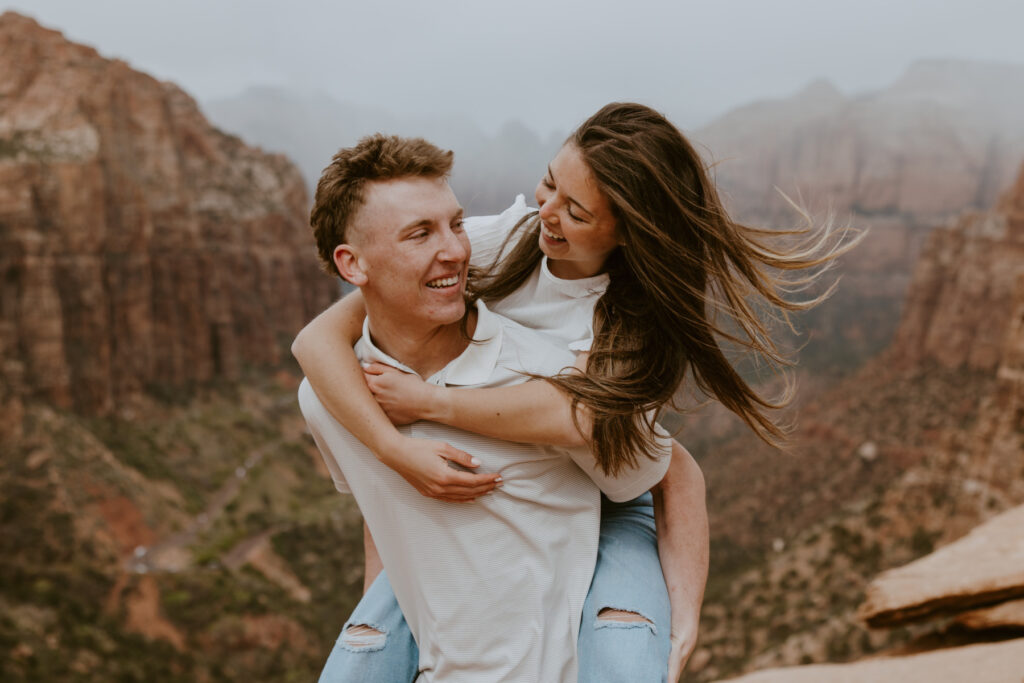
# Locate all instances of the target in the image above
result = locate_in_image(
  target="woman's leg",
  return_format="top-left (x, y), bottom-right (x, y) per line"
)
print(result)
top-left (577, 492), bottom-right (672, 683)
top-left (318, 570), bottom-right (420, 683)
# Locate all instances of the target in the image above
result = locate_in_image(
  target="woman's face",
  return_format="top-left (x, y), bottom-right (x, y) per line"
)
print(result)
top-left (535, 143), bottom-right (620, 280)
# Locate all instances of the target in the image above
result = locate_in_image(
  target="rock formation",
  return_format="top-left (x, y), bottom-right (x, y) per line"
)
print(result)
top-left (887, 162), bottom-right (1024, 372)
top-left (0, 12), bottom-right (336, 420)
top-left (859, 504), bottom-right (1024, 627)
top-left (717, 638), bottom-right (1024, 683)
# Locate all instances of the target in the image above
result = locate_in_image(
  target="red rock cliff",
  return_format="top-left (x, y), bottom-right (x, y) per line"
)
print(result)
top-left (889, 162), bottom-right (1024, 372)
top-left (0, 12), bottom-right (336, 415)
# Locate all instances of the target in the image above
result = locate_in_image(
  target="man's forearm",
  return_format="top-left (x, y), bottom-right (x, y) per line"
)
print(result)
top-left (652, 441), bottom-right (709, 675)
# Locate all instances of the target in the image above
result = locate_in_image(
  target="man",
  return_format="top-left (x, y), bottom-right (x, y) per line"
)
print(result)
top-left (298, 134), bottom-right (702, 682)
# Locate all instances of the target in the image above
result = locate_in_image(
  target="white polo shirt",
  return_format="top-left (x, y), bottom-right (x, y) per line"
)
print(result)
top-left (299, 301), bottom-right (668, 682)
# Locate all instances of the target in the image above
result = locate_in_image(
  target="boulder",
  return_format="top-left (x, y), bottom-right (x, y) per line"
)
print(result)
top-left (716, 638), bottom-right (1024, 682)
top-left (859, 505), bottom-right (1024, 627)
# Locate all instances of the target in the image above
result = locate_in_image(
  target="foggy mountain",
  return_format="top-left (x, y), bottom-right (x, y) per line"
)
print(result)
top-left (203, 87), bottom-right (565, 216)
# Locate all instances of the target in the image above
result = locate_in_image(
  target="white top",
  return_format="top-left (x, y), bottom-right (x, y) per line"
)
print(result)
top-left (466, 196), bottom-right (675, 460)
top-left (299, 301), bottom-right (669, 682)
top-left (466, 194), bottom-right (610, 352)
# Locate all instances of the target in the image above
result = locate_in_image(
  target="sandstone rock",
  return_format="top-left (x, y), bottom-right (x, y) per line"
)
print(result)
top-left (887, 162), bottom-right (1024, 372)
top-left (859, 505), bottom-right (1024, 627)
top-left (956, 598), bottom-right (1024, 631)
top-left (715, 638), bottom-right (1024, 683)
top-left (0, 12), bottom-right (336, 417)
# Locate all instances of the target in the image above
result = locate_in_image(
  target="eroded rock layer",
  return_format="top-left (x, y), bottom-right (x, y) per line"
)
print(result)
top-left (0, 12), bottom-right (336, 417)
top-left (858, 504), bottom-right (1024, 627)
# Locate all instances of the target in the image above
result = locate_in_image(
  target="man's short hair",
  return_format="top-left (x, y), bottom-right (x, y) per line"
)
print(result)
top-left (310, 134), bottom-right (454, 274)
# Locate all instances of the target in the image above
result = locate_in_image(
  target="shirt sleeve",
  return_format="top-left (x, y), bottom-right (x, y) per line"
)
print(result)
top-left (563, 418), bottom-right (673, 503)
top-left (465, 194), bottom-right (534, 269)
top-left (297, 379), bottom-right (353, 495)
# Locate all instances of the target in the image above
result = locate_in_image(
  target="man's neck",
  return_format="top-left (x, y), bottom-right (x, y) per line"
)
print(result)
top-left (364, 308), bottom-right (477, 379)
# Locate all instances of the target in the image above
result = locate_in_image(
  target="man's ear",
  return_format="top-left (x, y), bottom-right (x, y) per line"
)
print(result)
top-left (333, 244), bottom-right (368, 286)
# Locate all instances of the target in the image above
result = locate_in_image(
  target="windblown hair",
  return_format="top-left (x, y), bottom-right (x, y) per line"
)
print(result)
top-left (310, 134), bottom-right (454, 274)
top-left (471, 103), bottom-right (857, 476)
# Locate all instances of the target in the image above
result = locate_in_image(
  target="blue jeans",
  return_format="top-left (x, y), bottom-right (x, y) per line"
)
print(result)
top-left (319, 493), bottom-right (671, 683)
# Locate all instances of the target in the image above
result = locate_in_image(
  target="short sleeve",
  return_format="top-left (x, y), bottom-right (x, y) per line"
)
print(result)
top-left (564, 418), bottom-right (673, 502)
top-left (465, 194), bottom-right (534, 269)
top-left (298, 379), bottom-right (353, 495)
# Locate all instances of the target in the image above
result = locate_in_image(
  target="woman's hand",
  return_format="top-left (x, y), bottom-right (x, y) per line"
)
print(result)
top-left (363, 362), bottom-right (446, 425)
top-left (380, 436), bottom-right (501, 503)
top-left (668, 621), bottom-right (699, 681)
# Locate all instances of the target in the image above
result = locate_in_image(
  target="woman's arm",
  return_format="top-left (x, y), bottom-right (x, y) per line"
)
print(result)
top-left (362, 354), bottom-right (592, 448)
top-left (652, 441), bottom-right (709, 681)
top-left (362, 521), bottom-right (383, 595)
top-left (292, 294), bottom-right (501, 502)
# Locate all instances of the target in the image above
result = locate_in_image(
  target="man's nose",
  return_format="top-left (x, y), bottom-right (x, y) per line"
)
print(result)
top-left (438, 228), bottom-right (468, 262)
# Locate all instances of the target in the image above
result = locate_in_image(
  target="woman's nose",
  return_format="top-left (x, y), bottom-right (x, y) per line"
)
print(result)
top-left (538, 199), bottom-right (558, 223)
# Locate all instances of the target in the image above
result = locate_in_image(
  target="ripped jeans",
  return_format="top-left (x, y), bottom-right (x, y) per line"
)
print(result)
top-left (319, 493), bottom-right (671, 683)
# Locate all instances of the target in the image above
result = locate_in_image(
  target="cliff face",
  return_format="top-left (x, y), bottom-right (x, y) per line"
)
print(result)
top-left (0, 12), bottom-right (336, 420)
top-left (888, 162), bottom-right (1024, 372)
top-left (688, 164), bottom-right (1024, 681)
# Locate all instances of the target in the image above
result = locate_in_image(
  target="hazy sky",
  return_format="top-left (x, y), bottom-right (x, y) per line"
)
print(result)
top-left (7, 0), bottom-right (1024, 134)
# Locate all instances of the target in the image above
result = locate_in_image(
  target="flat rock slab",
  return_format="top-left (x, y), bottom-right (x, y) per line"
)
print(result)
top-left (956, 598), bottom-right (1024, 631)
top-left (859, 505), bottom-right (1024, 627)
top-left (716, 638), bottom-right (1024, 683)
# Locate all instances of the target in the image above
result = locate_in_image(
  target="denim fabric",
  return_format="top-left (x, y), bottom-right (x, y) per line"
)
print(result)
top-left (578, 492), bottom-right (671, 683)
top-left (318, 493), bottom-right (670, 683)
top-left (317, 568), bottom-right (419, 683)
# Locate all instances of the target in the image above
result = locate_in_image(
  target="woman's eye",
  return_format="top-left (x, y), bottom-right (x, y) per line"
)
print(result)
top-left (567, 208), bottom-right (583, 222)
top-left (542, 178), bottom-right (554, 189)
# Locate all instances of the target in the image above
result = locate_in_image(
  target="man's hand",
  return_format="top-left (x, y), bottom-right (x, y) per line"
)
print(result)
top-left (363, 362), bottom-right (445, 425)
top-left (380, 435), bottom-right (501, 503)
top-left (668, 619), bottom-right (699, 682)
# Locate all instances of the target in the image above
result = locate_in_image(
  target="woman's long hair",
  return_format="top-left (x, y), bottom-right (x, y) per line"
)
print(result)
top-left (470, 102), bottom-right (858, 476)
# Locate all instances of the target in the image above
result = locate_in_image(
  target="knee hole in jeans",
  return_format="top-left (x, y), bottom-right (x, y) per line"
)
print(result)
top-left (342, 623), bottom-right (387, 650)
top-left (595, 607), bottom-right (657, 633)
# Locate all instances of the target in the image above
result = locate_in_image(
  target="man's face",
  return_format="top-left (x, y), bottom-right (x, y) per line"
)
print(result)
top-left (343, 176), bottom-right (470, 328)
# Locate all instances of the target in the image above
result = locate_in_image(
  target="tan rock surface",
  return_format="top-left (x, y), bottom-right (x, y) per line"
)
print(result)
top-left (859, 505), bottom-right (1024, 627)
top-left (0, 12), bottom-right (335, 418)
top-left (716, 638), bottom-right (1024, 683)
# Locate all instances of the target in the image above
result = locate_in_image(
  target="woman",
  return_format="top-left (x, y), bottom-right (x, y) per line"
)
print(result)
top-left (295, 102), bottom-right (851, 681)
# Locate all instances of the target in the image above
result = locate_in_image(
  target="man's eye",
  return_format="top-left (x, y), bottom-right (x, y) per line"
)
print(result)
top-left (452, 220), bottom-right (465, 232)
top-left (542, 178), bottom-right (554, 189)
top-left (411, 230), bottom-right (428, 239)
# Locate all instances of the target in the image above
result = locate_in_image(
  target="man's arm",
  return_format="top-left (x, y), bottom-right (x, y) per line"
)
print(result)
top-left (362, 521), bottom-right (384, 595)
top-left (293, 293), bottom-right (500, 502)
top-left (652, 441), bottom-right (709, 682)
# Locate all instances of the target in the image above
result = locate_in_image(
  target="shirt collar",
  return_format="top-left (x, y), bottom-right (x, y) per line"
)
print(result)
top-left (355, 299), bottom-right (504, 387)
top-left (540, 256), bottom-right (610, 299)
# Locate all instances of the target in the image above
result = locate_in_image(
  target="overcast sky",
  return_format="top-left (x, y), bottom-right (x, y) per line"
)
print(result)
top-left (7, 0), bottom-right (1024, 134)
